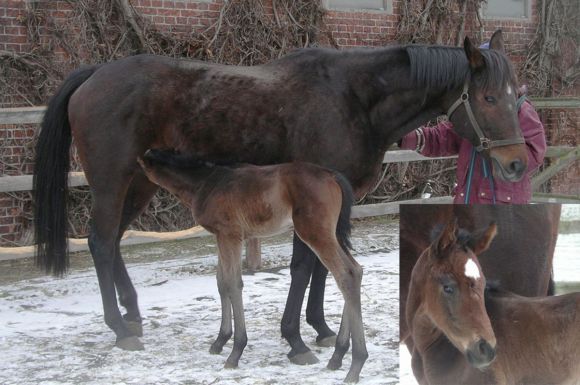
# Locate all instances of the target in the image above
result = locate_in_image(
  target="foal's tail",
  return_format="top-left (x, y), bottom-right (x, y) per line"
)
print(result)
top-left (33, 66), bottom-right (98, 276)
top-left (332, 171), bottom-right (354, 252)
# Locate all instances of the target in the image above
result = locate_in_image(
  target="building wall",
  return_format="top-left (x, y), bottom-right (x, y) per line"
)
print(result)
top-left (0, 0), bottom-right (577, 244)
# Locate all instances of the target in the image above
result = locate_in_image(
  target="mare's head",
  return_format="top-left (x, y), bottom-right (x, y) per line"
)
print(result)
top-left (419, 219), bottom-right (498, 368)
top-left (409, 30), bottom-right (528, 181)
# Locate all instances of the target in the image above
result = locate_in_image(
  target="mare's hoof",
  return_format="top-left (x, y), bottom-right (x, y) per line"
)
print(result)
top-left (209, 343), bottom-right (223, 355)
top-left (116, 336), bottom-right (144, 351)
top-left (224, 360), bottom-right (238, 369)
top-left (289, 350), bottom-right (319, 365)
top-left (344, 371), bottom-right (360, 383)
top-left (327, 357), bottom-right (342, 371)
top-left (317, 335), bottom-right (337, 348)
top-left (125, 321), bottom-right (143, 337)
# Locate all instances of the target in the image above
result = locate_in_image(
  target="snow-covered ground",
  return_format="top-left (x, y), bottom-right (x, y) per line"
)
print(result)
top-left (399, 228), bottom-right (580, 385)
top-left (0, 218), bottom-right (399, 385)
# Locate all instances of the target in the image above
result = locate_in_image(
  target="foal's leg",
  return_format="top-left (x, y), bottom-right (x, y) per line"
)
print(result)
top-left (215, 233), bottom-right (247, 368)
top-left (306, 259), bottom-right (337, 347)
top-left (299, 230), bottom-right (367, 383)
top-left (113, 172), bottom-right (159, 337)
top-left (281, 233), bottom-right (319, 365)
top-left (245, 238), bottom-right (261, 272)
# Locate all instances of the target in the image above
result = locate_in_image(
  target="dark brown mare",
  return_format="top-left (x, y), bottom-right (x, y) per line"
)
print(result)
top-left (399, 204), bottom-right (561, 347)
top-left (407, 219), bottom-right (580, 385)
top-left (136, 149), bottom-right (366, 381)
top-left (34, 30), bottom-right (526, 364)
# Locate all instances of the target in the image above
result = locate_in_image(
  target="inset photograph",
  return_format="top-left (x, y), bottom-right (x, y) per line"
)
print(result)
top-left (399, 204), bottom-right (580, 385)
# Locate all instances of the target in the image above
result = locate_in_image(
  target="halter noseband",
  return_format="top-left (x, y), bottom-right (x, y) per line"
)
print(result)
top-left (446, 80), bottom-right (525, 152)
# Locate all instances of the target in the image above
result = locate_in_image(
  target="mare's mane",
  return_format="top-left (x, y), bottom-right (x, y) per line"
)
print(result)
top-left (405, 46), bottom-right (517, 91)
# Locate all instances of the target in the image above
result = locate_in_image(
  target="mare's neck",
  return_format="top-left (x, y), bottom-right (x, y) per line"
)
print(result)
top-left (347, 46), bottom-right (464, 148)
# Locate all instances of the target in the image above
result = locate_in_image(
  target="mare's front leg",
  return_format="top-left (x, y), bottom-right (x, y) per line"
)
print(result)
top-left (281, 233), bottom-right (319, 365)
top-left (307, 258), bottom-right (337, 347)
top-left (215, 233), bottom-right (247, 368)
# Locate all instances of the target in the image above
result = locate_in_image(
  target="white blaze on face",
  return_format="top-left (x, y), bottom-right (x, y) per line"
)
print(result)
top-left (464, 258), bottom-right (481, 280)
top-left (506, 84), bottom-right (513, 95)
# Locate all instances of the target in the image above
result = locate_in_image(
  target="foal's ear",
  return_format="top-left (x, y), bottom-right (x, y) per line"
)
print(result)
top-left (432, 219), bottom-right (458, 258)
top-left (469, 222), bottom-right (497, 255)
top-left (489, 30), bottom-right (505, 53)
top-left (464, 37), bottom-right (485, 71)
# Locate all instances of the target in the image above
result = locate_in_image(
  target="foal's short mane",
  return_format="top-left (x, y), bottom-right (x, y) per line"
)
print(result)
top-left (430, 223), bottom-right (473, 251)
top-left (405, 46), bottom-right (517, 92)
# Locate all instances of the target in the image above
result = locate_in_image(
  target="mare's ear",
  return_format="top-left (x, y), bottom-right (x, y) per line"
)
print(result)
top-left (431, 219), bottom-right (458, 258)
top-left (469, 221), bottom-right (497, 255)
top-left (464, 37), bottom-right (485, 71)
top-left (489, 30), bottom-right (505, 53)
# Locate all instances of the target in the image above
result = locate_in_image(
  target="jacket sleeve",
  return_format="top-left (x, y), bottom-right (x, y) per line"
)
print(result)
top-left (519, 100), bottom-right (547, 173)
top-left (399, 121), bottom-right (462, 157)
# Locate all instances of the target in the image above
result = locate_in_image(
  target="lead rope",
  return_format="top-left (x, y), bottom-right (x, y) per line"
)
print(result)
top-left (463, 94), bottom-right (528, 204)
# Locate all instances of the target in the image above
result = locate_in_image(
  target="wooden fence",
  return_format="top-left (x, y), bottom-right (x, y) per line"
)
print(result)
top-left (1, 99), bottom-right (579, 260)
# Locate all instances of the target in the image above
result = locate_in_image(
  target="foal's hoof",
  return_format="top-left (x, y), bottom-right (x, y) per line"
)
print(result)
top-left (115, 336), bottom-right (144, 351)
top-left (289, 350), bottom-right (319, 365)
top-left (327, 357), bottom-right (342, 371)
top-left (125, 321), bottom-right (143, 337)
top-left (224, 360), bottom-right (238, 369)
top-left (209, 343), bottom-right (223, 355)
top-left (344, 370), bottom-right (360, 383)
top-left (317, 335), bottom-right (337, 348)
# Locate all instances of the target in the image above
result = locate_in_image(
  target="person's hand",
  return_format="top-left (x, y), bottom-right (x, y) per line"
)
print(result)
top-left (518, 85), bottom-right (528, 97)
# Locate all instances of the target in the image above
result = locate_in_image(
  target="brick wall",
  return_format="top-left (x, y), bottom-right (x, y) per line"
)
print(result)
top-left (0, 0), bottom-right (578, 245)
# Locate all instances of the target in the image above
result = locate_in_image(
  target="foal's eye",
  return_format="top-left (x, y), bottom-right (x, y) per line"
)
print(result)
top-left (484, 96), bottom-right (496, 104)
top-left (443, 285), bottom-right (455, 294)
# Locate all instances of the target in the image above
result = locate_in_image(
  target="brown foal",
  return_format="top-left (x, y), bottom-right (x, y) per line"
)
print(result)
top-left (138, 149), bottom-right (367, 383)
top-left (407, 219), bottom-right (580, 385)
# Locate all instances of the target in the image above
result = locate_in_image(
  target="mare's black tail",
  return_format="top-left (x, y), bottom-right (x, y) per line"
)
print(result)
top-left (33, 66), bottom-right (98, 276)
top-left (332, 171), bottom-right (354, 252)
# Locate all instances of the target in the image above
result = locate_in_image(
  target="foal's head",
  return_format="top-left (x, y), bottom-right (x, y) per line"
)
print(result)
top-left (420, 219), bottom-right (498, 368)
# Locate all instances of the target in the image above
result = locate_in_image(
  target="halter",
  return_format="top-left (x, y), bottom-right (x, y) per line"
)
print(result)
top-left (446, 80), bottom-right (525, 152)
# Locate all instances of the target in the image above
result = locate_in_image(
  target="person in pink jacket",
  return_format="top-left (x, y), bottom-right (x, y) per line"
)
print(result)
top-left (399, 85), bottom-right (546, 204)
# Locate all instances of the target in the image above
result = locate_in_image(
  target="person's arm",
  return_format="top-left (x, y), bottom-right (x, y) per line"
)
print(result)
top-left (399, 120), bottom-right (462, 157)
top-left (519, 101), bottom-right (546, 173)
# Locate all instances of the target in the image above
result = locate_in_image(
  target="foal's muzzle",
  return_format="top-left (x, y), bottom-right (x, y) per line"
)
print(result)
top-left (466, 339), bottom-right (496, 369)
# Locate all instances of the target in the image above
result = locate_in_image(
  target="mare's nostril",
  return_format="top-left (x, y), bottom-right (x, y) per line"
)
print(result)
top-left (509, 159), bottom-right (525, 175)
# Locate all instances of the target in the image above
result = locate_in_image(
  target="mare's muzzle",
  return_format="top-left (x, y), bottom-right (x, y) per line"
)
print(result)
top-left (466, 338), bottom-right (496, 369)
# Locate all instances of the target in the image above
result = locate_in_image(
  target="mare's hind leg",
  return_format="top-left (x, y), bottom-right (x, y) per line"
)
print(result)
top-left (215, 233), bottom-right (247, 368)
top-left (114, 172), bottom-right (159, 337)
top-left (306, 258), bottom-right (337, 347)
top-left (281, 234), bottom-right (319, 365)
top-left (88, 176), bottom-right (144, 351)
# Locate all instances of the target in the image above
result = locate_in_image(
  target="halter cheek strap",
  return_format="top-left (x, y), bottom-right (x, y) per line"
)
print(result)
top-left (446, 81), bottom-right (525, 152)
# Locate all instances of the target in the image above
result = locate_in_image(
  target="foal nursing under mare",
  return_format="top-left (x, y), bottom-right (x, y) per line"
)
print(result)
top-left (407, 220), bottom-right (580, 385)
top-left (34, 27), bottom-right (525, 373)
top-left (137, 149), bottom-right (366, 381)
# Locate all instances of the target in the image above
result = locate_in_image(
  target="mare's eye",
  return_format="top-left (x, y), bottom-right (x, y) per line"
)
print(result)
top-left (443, 285), bottom-right (455, 294)
top-left (484, 96), bottom-right (496, 104)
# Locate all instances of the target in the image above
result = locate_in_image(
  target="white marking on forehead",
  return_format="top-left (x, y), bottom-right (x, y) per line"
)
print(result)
top-left (464, 258), bottom-right (481, 280)
top-left (506, 84), bottom-right (513, 95)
